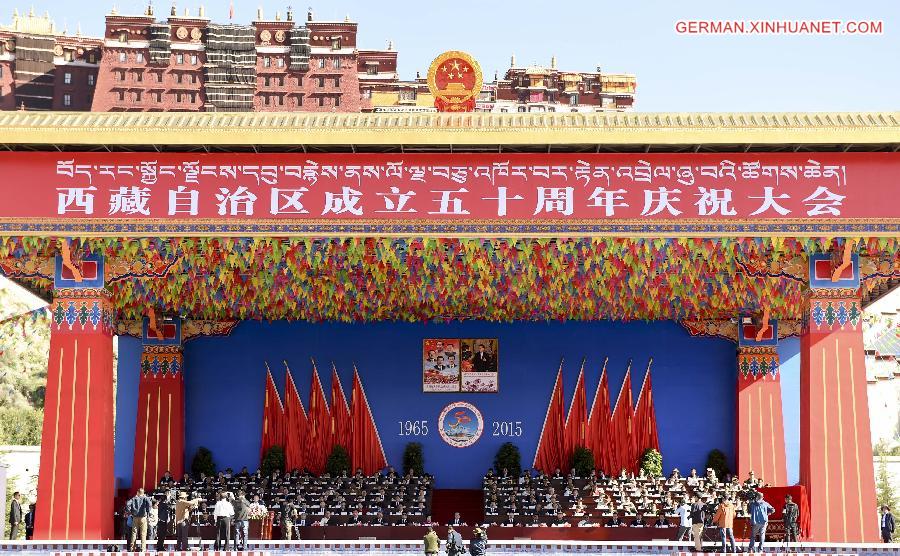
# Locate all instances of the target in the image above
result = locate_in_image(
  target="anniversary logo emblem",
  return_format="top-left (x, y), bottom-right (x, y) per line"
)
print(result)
top-left (437, 402), bottom-right (484, 448)
top-left (427, 50), bottom-right (483, 112)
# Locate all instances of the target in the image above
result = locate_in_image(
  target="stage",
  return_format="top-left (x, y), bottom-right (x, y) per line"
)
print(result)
top-left (0, 110), bottom-right (897, 546)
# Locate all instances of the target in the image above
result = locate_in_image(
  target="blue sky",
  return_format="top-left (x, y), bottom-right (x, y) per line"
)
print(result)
top-left (10, 0), bottom-right (899, 111)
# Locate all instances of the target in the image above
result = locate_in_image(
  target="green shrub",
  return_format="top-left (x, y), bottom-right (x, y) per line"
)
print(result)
top-left (0, 407), bottom-right (43, 445)
top-left (493, 442), bottom-right (522, 477)
top-left (260, 445), bottom-right (285, 477)
top-left (639, 448), bottom-right (663, 477)
top-left (402, 442), bottom-right (424, 476)
top-left (190, 446), bottom-right (217, 477)
top-left (571, 446), bottom-right (595, 477)
top-left (326, 445), bottom-right (351, 476)
top-left (705, 449), bottom-right (730, 480)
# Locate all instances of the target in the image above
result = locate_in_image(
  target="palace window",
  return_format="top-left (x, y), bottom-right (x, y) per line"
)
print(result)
top-left (278, 94), bottom-right (284, 105)
top-left (331, 37), bottom-right (341, 50)
top-left (118, 52), bottom-right (127, 63)
top-left (264, 57), bottom-right (271, 68)
top-left (136, 52), bottom-right (144, 63)
top-left (334, 95), bottom-right (341, 107)
top-left (277, 57), bottom-right (285, 68)
top-left (117, 90), bottom-right (125, 101)
top-left (190, 54), bottom-right (198, 65)
top-left (64, 72), bottom-right (72, 84)
top-left (135, 91), bottom-right (142, 102)
top-left (318, 58), bottom-right (325, 69)
top-left (318, 96), bottom-right (325, 107)
top-left (87, 74), bottom-right (95, 86)
top-left (88, 53), bottom-right (96, 63)
top-left (136, 71), bottom-right (143, 82)
top-left (64, 50), bottom-right (73, 62)
top-left (334, 76), bottom-right (341, 87)
top-left (318, 77), bottom-right (325, 87)
top-left (119, 31), bottom-right (127, 42)
top-left (63, 94), bottom-right (71, 107)
top-left (569, 94), bottom-right (578, 105)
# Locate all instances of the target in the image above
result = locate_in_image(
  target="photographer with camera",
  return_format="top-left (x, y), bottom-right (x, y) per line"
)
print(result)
top-left (174, 491), bottom-right (203, 551)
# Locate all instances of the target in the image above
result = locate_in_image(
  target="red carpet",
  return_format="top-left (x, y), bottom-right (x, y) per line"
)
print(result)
top-left (430, 489), bottom-right (484, 526)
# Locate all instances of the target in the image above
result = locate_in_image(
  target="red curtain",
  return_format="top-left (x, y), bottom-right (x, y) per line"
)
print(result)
top-left (563, 363), bottom-right (588, 472)
top-left (350, 366), bottom-right (388, 474)
top-left (260, 367), bottom-right (285, 459)
top-left (533, 363), bottom-right (565, 474)
top-left (633, 364), bottom-right (660, 464)
top-left (587, 364), bottom-right (613, 474)
top-left (331, 365), bottom-right (352, 453)
top-left (284, 367), bottom-right (308, 472)
top-left (610, 366), bottom-right (635, 474)
top-left (306, 363), bottom-right (331, 474)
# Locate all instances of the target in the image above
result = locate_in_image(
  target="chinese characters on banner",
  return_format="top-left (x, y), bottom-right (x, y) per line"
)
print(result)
top-left (0, 153), bottom-right (894, 224)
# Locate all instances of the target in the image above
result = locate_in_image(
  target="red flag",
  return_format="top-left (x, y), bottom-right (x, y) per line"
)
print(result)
top-left (633, 359), bottom-right (659, 463)
top-left (284, 362), bottom-right (308, 472)
top-left (350, 365), bottom-right (387, 474)
top-left (610, 362), bottom-right (635, 474)
top-left (563, 360), bottom-right (588, 472)
top-left (306, 361), bottom-right (331, 474)
top-left (587, 358), bottom-right (613, 474)
top-left (331, 364), bottom-right (352, 453)
top-left (228, 1), bottom-right (234, 19)
top-left (260, 363), bottom-right (285, 460)
top-left (533, 361), bottom-right (565, 475)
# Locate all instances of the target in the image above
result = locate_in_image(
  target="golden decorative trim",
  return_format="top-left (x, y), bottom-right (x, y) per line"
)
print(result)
top-left (757, 386), bottom-right (764, 482)
top-left (849, 346), bottom-right (865, 541)
top-left (768, 392), bottom-right (777, 486)
top-left (155, 386), bottom-right (161, 490)
top-left (835, 338), bottom-right (846, 541)
top-left (48, 346), bottom-right (63, 534)
top-left (822, 346), bottom-right (830, 535)
top-left (82, 348), bottom-right (91, 539)
top-left (0, 111), bottom-right (896, 146)
top-left (167, 393), bottom-right (172, 472)
top-left (141, 392), bottom-right (150, 489)
top-left (65, 339), bottom-right (77, 539)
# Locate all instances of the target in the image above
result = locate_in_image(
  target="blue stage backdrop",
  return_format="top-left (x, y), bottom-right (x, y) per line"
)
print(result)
top-left (115, 320), bottom-right (745, 489)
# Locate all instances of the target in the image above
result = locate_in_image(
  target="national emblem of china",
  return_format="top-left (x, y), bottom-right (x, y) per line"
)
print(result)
top-left (427, 51), bottom-right (483, 112)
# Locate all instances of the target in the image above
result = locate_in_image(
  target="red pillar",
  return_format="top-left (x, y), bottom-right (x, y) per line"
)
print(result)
top-left (35, 254), bottom-right (115, 540)
top-left (800, 253), bottom-right (878, 542)
top-left (735, 319), bottom-right (787, 486)
top-left (131, 317), bottom-right (185, 492)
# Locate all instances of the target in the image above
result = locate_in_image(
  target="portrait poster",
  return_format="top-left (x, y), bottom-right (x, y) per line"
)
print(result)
top-left (460, 338), bottom-right (499, 392)
top-left (423, 338), bottom-right (461, 392)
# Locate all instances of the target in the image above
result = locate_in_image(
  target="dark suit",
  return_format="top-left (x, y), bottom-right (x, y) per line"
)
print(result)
top-left (882, 512), bottom-right (895, 543)
top-left (782, 502), bottom-right (799, 543)
top-left (8, 499), bottom-right (22, 539)
top-left (473, 351), bottom-right (493, 372)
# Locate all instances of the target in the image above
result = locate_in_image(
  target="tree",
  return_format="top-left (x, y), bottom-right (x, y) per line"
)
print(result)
top-left (0, 407), bottom-right (43, 445)
top-left (190, 446), bottom-right (217, 477)
top-left (326, 445), bottom-right (351, 476)
top-left (876, 455), bottom-right (897, 511)
top-left (706, 449), bottom-right (731, 480)
top-left (493, 442), bottom-right (522, 477)
top-left (402, 442), bottom-right (424, 476)
top-left (571, 447), bottom-right (595, 477)
top-left (640, 448), bottom-right (663, 477)
top-left (260, 445), bottom-right (285, 477)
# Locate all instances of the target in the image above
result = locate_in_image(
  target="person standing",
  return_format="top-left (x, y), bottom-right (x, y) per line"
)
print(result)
top-left (232, 490), bottom-right (251, 550)
top-left (447, 525), bottom-right (465, 556)
top-left (213, 492), bottom-right (235, 550)
top-left (128, 488), bottom-right (153, 552)
top-left (281, 499), bottom-right (297, 541)
top-left (174, 491), bottom-right (203, 551)
top-left (155, 495), bottom-right (172, 552)
top-left (469, 526), bottom-right (488, 556)
top-left (8, 492), bottom-right (23, 539)
top-left (689, 495), bottom-right (706, 551)
top-left (881, 506), bottom-right (895, 543)
top-left (24, 503), bottom-right (36, 540)
top-left (747, 492), bottom-right (775, 553)
top-left (674, 497), bottom-right (692, 542)
top-left (713, 497), bottom-right (736, 553)
top-left (423, 526), bottom-right (439, 556)
top-left (782, 495), bottom-right (800, 545)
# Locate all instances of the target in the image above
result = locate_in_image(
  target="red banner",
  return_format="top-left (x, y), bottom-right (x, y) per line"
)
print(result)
top-left (0, 153), bottom-right (897, 233)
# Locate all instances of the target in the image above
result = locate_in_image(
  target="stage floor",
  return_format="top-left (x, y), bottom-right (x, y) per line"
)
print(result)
top-left (0, 539), bottom-right (894, 555)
